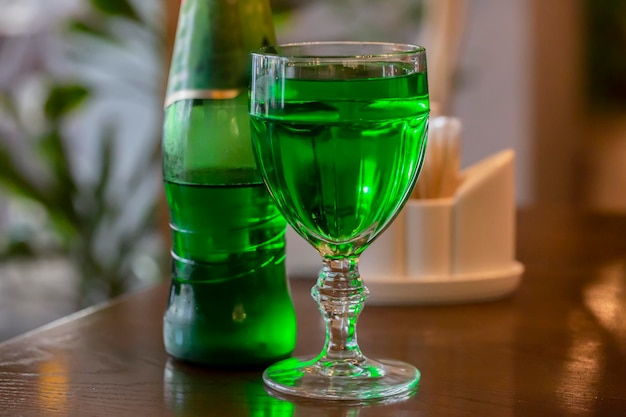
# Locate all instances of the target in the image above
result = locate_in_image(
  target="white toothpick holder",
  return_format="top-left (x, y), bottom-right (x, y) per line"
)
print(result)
top-left (359, 149), bottom-right (524, 305)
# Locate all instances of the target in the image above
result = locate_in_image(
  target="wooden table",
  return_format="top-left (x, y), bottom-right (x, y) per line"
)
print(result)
top-left (1, 207), bottom-right (625, 416)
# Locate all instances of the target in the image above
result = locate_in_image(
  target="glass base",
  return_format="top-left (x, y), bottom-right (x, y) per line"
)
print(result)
top-left (262, 356), bottom-right (420, 401)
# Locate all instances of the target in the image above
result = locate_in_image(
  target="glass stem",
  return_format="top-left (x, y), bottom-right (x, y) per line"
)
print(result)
top-left (311, 257), bottom-right (369, 370)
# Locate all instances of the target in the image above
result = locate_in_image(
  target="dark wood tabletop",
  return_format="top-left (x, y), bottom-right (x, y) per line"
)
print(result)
top-left (1, 207), bottom-right (625, 416)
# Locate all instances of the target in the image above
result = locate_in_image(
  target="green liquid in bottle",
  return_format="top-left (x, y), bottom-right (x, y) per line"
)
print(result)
top-left (163, 171), bottom-right (296, 367)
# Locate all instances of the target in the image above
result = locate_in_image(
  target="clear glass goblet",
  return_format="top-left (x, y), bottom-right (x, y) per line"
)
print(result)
top-left (249, 41), bottom-right (429, 400)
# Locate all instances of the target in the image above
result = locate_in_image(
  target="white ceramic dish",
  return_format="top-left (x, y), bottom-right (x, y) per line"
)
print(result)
top-left (364, 262), bottom-right (524, 305)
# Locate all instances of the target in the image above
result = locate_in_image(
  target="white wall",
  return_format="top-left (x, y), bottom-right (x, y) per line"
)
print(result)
top-left (452, 0), bottom-right (532, 205)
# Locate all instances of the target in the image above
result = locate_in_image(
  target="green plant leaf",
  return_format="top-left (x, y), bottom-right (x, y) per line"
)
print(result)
top-left (0, 146), bottom-right (45, 203)
top-left (0, 91), bottom-right (18, 120)
top-left (0, 140), bottom-right (77, 242)
top-left (90, 0), bottom-right (141, 22)
top-left (37, 131), bottom-right (77, 211)
top-left (44, 85), bottom-right (90, 122)
top-left (94, 125), bottom-right (116, 202)
top-left (67, 20), bottom-right (111, 40)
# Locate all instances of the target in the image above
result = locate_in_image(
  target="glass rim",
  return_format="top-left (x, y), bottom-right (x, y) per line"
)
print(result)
top-left (252, 41), bottom-right (426, 60)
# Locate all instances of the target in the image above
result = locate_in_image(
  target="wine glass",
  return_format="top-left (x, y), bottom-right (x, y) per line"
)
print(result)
top-left (249, 41), bottom-right (429, 400)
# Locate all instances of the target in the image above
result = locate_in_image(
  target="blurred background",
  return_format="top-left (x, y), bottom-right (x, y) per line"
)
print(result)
top-left (0, 0), bottom-right (625, 341)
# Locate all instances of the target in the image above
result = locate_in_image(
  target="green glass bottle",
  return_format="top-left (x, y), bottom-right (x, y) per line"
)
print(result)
top-left (162, 0), bottom-right (297, 367)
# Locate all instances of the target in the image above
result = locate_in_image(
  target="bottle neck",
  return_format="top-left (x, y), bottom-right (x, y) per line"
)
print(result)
top-left (165, 0), bottom-right (277, 107)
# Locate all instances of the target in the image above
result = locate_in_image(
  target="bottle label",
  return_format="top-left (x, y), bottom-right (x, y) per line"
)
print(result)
top-left (164, 88), bottom-right (242, 108)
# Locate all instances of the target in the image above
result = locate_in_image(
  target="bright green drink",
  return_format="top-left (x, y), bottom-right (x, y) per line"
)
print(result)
top-left (162, 168), bottom-right (296, 366)
top-left (250, 72), bottom-right (429, 258)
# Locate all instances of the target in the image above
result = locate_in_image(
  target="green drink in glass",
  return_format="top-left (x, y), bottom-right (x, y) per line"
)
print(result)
top-left (250, 42), bottom-right (429, 400)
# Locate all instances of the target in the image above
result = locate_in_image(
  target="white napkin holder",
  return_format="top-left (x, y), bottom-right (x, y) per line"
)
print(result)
top-left (360, 149), bottom-right (523, 304)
